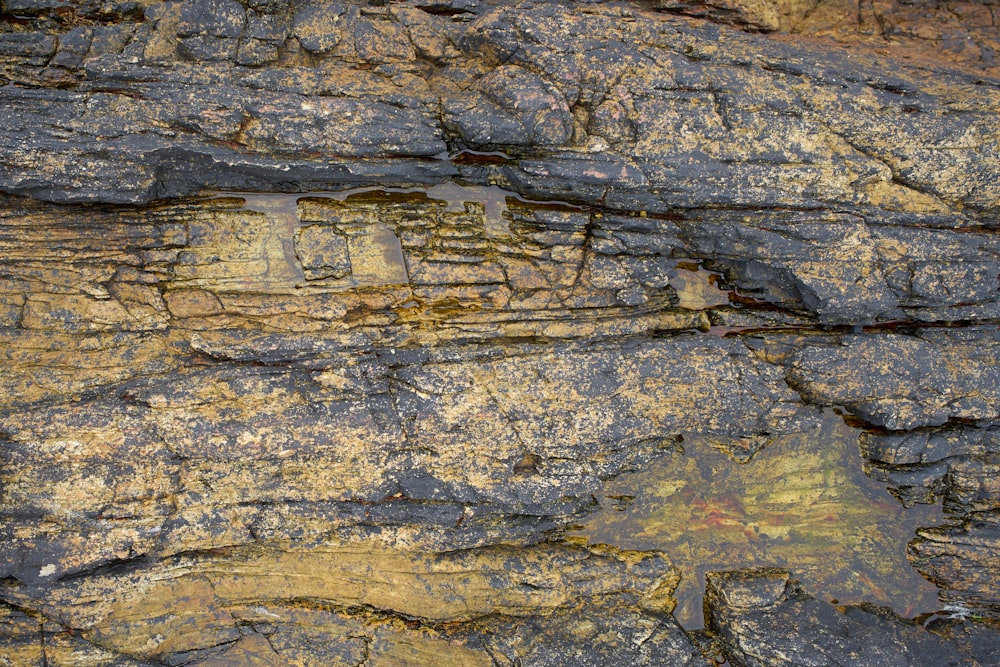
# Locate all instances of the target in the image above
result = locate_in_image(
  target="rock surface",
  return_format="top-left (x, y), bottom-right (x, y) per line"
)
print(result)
top-left (703, 568), bottom-right (989, 666)
top-left (1, 0), bottom-right (999, 664)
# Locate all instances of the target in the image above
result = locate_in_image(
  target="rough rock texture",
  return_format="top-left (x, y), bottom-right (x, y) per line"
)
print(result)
top-left (2, 0), bottom-right (1000, 664)
top-left (703, 568), bottom-right (992, 666)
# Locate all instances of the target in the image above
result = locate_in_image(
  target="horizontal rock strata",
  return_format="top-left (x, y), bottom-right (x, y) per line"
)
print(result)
top-left (2, 0), bottom-right (999, 664)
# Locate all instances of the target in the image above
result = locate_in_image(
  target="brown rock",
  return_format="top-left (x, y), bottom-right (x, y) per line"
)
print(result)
top-left (2, 1), bottom-right (1000, 663)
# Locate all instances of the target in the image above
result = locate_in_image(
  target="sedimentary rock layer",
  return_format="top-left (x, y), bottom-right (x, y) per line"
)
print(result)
top-left (2, 0), bottom-right (999, 664)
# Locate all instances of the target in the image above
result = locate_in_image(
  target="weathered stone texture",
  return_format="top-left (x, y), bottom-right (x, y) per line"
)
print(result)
top-left (704, 568), bottom-right (992, 666)
top-left (2, 0), bottom-right (1000, 664)
top-left (787, 328), bottom-right (1000, 431)
top-left (0, 333), bottom-right (802, 585)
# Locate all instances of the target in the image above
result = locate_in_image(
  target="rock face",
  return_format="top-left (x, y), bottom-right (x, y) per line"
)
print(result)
top-left (1, 0), bottom-right (999, 664)
top-left (703, 568), bottom-right (995, 667)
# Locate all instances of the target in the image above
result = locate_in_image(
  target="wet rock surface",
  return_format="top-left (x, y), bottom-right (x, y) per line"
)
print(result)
top-left (2, 0), bottom-right (1000, 664)
top-left (703, 568), bottom-right (987, 666)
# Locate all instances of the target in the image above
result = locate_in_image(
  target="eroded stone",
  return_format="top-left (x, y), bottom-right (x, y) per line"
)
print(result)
top-left (2, 1), bottom-right (1000, 663)
top-left (704, 568), bottom-right (982, 667)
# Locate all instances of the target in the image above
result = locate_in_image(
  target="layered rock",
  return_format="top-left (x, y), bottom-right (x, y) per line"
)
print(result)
top-left (703, 568), bottom-right (997, 666)
top-left (2, 0), bottom-right (1000, 664)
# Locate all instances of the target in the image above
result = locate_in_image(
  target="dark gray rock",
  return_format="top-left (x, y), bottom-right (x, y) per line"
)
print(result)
top-left (0, 78), bottom-right (452, 203)
top-left (910, 515), bottom-right (1000, 620)
top-left (460, 4), bottom-right (999, 218)
top-left (291, 2), bottom-right (346, 54)
top-left (0, 31), bottom-right (56, 64)
top-left (48, 25), bottom-right (90, 69)
top-left (0, 0), bottom-right (995, 249)
top-left (443, 91), bottom-right (533, 146)
top-left (785, 328), bottom-right (1000, 431)
top-left (863, 426), bottom-right (1000, 509)
top-left (236, 10), bottom-right (289, 66)
top-left (176, 0), bottom-right (245, 61)
top-left (704, 568), bottom-right (976, 667)
top-left (923, 617), bottom-right (1000, 667)
top-left (482, 604), bottom-right (706, 666)
top-left (88, 24), bottom-right (136, 58)
top-left (676, 211), bottom-right (900, 325)
top-left (476, 65), bottom-right (573, 145)
top-left (4, 0), bottom-right (72, 14)
top-left (176, 0), bottom-right (245, 39)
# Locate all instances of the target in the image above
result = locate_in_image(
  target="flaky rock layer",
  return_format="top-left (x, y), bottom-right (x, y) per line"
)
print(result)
top-left (2, 1), bottom-right (999, 664)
